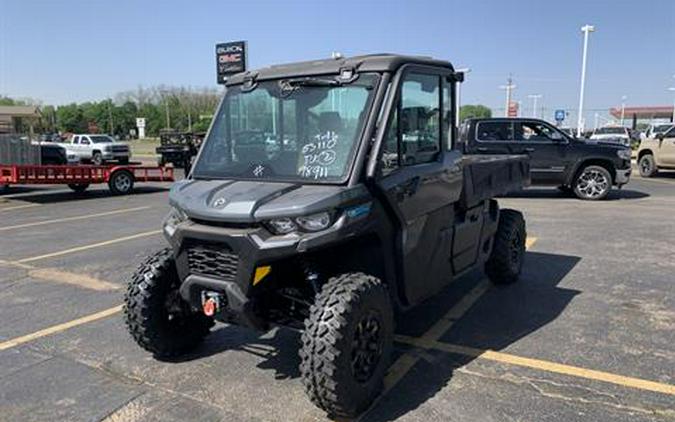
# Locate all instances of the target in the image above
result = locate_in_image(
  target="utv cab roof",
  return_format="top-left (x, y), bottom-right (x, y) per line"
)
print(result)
top-left (225, 54), bottom-right (456, 85)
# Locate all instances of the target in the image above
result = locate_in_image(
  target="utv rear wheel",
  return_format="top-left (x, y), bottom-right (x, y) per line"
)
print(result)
top-left (124, 248), bottom-right (213, 357)
top-left (300, 273), bottom-right (394, 418)
top-left (486, 209), bottom-right (526, 285)
top-left (638, 154), bottom-right (657, 177)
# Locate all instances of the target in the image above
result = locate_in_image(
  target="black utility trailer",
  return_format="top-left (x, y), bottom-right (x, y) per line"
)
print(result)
top-left (124, 54), bottom-right (530, 418)
top-left (155, 129), bottom-right (202, 170)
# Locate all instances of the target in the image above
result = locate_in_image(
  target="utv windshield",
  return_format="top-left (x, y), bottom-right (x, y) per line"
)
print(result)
top-left (192, 74), bottom-right (379, 182)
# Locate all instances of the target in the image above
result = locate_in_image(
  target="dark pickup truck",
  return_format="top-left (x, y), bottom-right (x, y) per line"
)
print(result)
top-left (460, 118), bottom-right (633, 200)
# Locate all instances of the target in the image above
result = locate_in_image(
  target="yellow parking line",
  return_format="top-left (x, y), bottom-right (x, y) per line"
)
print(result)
top-left (0, 260), bottom-right (120, 291)
top-left (16, 230), bottom-right (161, 263)
top-left (0, 203), bottom-right (42, 212)
top-left (0, 206), bottom-right (151, 231)
top-left (384, 236), bottom-right (536, 392)
top-left (396, 336), bottom-right (675, 397)
top-left (0, 305), bottom-right (123, 352)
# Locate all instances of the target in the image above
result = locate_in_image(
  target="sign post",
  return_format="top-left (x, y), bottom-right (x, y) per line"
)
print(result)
top-left (216, 41), bottom-right (247, 84)
top-left (136, 117), bottom-right (146, 139)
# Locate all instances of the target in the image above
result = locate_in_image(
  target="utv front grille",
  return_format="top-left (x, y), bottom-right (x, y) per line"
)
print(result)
top-left (186, 244), bottom-right (238, 281)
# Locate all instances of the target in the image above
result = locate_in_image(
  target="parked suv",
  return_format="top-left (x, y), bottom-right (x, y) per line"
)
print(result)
top-left (637, 126), bottom-right (675, 177)
top-left (58, 134), bottom-right (130, 165)
top-left (460, 118), bottom-right (632, 200)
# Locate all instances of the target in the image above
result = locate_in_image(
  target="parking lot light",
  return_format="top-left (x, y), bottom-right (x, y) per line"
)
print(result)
top-left (528, 94), bottom-right (542, 118)
top-left (668, 87), bottom-right (675, 122)
top-left (577, 24), bottom-right (595, 137)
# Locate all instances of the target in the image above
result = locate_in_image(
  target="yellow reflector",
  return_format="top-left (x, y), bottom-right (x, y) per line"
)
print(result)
top-left (253, 266), bottom-right (271, 286)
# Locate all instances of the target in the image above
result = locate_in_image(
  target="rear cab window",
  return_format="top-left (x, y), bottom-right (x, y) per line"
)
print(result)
top-left (476, 121), bottom-right (513, 141)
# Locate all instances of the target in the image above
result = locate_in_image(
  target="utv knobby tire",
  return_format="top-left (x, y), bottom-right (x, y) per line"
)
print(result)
top-left (300, 273), bottom-right (394, 418)
top-left (124, 248), bottom-right (213, 357)
top-left (486, 209), bottom-right (526, 285)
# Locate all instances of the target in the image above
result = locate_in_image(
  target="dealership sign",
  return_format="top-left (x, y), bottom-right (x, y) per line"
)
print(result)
top-left (216, 41), bottom-right (247, 84)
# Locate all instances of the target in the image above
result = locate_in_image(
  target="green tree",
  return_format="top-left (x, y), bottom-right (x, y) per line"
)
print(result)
top-left (460, 104), bottom-right (492, 122)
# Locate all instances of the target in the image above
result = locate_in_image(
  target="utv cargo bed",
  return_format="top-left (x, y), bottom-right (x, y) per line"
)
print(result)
top-left (460, 154), bottom-right (530, 209)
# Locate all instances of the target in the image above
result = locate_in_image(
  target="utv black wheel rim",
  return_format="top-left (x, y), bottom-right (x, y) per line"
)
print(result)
top-left (351, 311), bottom-right (383, 383)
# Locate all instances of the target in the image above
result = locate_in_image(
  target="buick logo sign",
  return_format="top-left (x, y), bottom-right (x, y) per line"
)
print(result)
top-left (212, 197), bottom-right (228, 208)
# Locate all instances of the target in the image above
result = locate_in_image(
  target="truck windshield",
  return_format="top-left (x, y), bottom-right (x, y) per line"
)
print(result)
top-left (192, 74), bottom-right (378, 182)
top-left (90, 136), bottom-right (114, 143)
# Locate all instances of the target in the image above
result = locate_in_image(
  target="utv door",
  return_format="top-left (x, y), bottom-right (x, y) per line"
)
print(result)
top-left (375, 68), bottom-right (463, 306)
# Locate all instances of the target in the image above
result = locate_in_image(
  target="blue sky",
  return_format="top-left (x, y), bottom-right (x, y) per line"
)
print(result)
top-left (1, 0), bottom-right (673, 124)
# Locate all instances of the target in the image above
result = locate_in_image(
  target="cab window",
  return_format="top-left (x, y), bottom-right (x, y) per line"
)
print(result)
top-left (476, 121), bottom-right (513, 141)
top-left (380, 72), bottom-right (443, 173)
top-left (515, 121), bottom-right (561, 142)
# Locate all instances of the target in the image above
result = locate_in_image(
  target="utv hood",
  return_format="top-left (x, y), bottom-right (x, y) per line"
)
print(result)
top-left (168, 179), bottom-right (369, 223)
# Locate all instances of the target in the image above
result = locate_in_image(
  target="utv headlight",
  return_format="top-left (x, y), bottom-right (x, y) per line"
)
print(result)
top-left (295, 211), bottom-right (332, 232)
top-left (617, 149), bottom-right (632, 160)
top-left (266, 211), bottom-right (333, 235)
top-left (163, 206), bottom-right (188, 237)
top-left (267, 217), bottom-right (297, 235)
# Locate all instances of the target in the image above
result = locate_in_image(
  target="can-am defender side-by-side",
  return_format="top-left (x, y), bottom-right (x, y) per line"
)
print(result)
top-left (124, 54), bottom-right (530, 418)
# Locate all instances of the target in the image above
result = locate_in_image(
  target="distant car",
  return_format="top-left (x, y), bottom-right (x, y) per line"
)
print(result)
top-left (57, 134), bottom-right (131, 165)
top-left (642, 123), bottom-right (674, 140)
top-left (636, 126), bottom-right (675, 177)
top-left (590, 126), bottom-right (631, 147)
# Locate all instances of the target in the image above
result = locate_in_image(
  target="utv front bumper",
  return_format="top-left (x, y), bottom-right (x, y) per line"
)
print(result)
top-left (165, 214), bottom-right (370, 329)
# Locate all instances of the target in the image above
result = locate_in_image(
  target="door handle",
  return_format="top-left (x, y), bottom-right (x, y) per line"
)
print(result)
top-left (524, 147), bottom-right (535, 152)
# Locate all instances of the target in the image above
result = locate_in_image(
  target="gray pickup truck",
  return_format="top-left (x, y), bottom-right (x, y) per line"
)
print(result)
top-left (123, 54), bottom-right (530, 418)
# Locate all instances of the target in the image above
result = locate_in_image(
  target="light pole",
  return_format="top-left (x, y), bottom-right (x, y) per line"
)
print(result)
top-left (669, 87), bottom-right (675, 122)
top-left (620, 95), bottom-right (627, 126)
top-left (499, 75), bottom-right (516, 117)
top-left (455, 67), bottom-right (471, 126)
top-left (577, 24), bottom-right (595, 137)
top-left (528, 94), bottom-right (542, 118)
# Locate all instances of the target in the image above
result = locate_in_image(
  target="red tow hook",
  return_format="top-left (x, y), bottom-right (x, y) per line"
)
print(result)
top-left (203, 298), bottom-right (218, 316)
top-left (201, 291), bottom-right (224, 317)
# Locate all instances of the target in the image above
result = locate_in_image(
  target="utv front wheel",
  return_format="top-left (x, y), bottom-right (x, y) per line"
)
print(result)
top-left (486, 209), bottom-right (526, 285)
top-left (300, 273), bottom-right (394, 418)
top-left (124, 248), bottom-right (213, 357)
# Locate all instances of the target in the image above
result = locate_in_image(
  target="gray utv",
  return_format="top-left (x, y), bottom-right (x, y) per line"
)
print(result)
top-left (124, 54), bottom-right (530, 418)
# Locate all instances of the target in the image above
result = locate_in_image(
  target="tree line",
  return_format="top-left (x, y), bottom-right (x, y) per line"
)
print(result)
top-left (1, 86), bottom-right (221, 138)
top-left (2, 89), bottom-right (491, 139)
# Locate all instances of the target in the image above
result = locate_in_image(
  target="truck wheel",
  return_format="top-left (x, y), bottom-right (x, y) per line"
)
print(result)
top-left (486, 209), bottom-right (526, 285)
top-left (300, 273), bottom-right (393, 418)
top-left (92, 151), bottom-right (103, 165)
top-left (108, 170), bottom-right (134, 195)
top-left (124, 248), bottom-right (213, 357)
top-left (573, 165), bottom-right (611, 200)
top-left (638, 154), bottom-right (657, 177)
top-left (68, 183), bottom-right (89, 193)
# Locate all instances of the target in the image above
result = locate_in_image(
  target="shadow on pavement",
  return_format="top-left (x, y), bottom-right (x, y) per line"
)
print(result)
top-left (0, 186), bottom-right (169, 204)
top-left (505, 187), bottom-right (649, 200)
top-left (161, 250), bottom-right (581, 421)
top-left (363, 250), bottom-right (581, 422)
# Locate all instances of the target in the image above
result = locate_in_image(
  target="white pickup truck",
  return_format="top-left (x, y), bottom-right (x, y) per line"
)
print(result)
top-left (58, 134), bottom-right (131, 165)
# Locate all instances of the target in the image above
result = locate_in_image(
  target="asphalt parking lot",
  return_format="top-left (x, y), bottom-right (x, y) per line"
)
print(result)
top-left (0, 169), bottom-right (674, 422)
